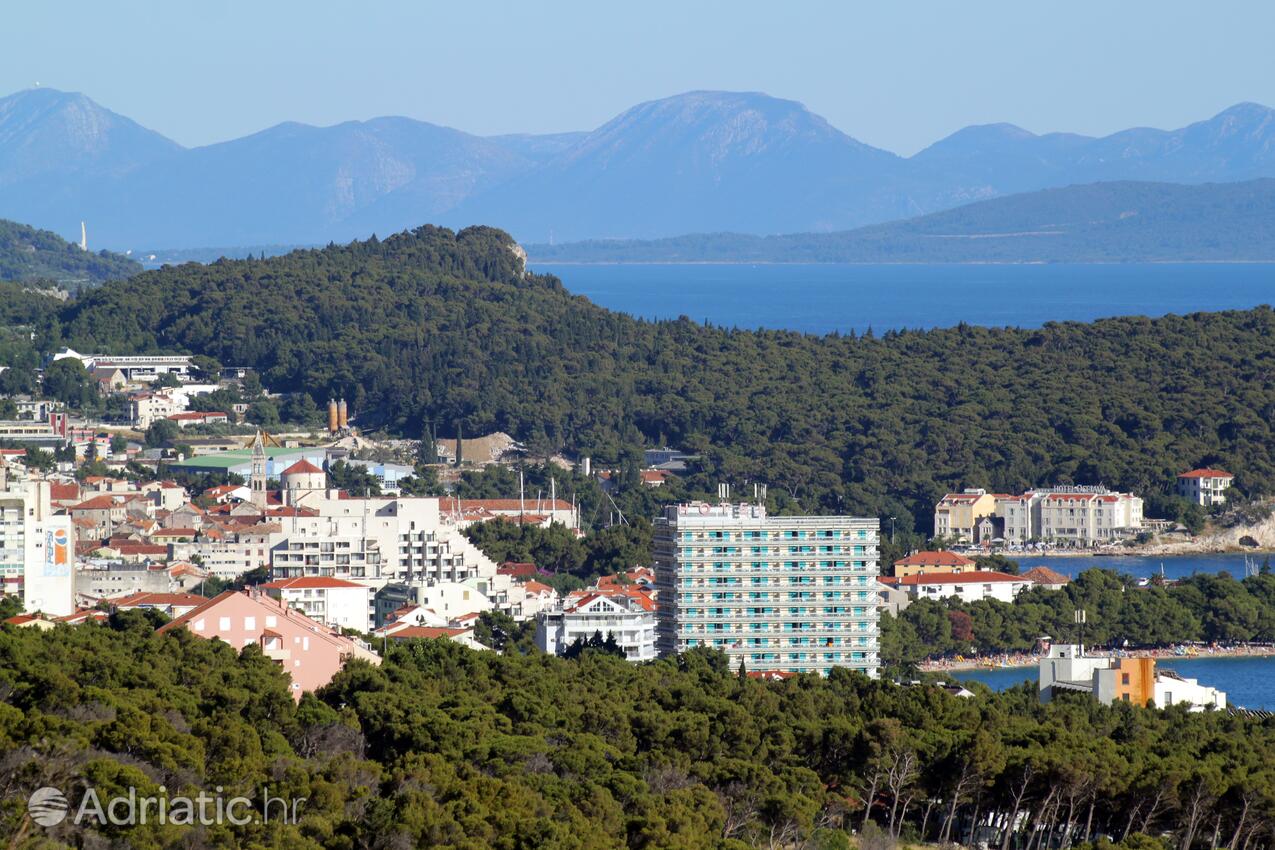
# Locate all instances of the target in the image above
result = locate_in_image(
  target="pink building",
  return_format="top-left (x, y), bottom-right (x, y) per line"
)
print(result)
top-left (158, 590), bottom-right (380, 698)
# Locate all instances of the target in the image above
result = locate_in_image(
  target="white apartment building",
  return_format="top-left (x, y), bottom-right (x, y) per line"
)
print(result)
top-left (536, 590), bottom-right (658, 662)
top-left (998, 486), bottom-right (1142, 545)
top-left (653, 502), bottom-right (879, 677)
top-left (1177, 468), bottom-right (1234, 506)
top-left (266, 493), bottom-right (520, 630)
top-left (127, 392), bottom-right (179, 429)
top-left (261, 576), bottom-right (375, 633)
top-left (0, 461), bottom-right (75, 616)
top-left (892, 570), bottom-right (1033, 603)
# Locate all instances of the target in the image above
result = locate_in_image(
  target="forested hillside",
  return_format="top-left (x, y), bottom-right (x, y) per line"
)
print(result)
top-left (0, 219), bottom-right (140, 287)
top-left (31, 225), bottom-right (1275, 533)
top-left (3, 615), bottom-right (1275, 850)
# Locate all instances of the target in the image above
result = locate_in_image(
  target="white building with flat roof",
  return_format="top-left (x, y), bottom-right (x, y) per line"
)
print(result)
top-left (1040, 644), bottom-right (1225, 711)
top-left (653, 502), bottom-right (879, 677)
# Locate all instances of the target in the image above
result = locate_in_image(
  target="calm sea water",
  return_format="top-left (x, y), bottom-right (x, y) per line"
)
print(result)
top-left (1023, 553), bottom-right (1266, 581)
top-left (953, 655), bottom-right (1275, 710)
top-left (533, 263), bottom-right (1275, 334)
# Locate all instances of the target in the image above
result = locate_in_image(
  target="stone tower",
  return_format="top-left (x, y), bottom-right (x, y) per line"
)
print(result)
top-left (249, 430), bottom-right (268, 509)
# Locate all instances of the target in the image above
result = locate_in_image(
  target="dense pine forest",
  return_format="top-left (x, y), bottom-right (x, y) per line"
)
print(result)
top-left (7, 225), bottom-right (1275, 532)
top-left (4, 616), bottom-right (1275, 850)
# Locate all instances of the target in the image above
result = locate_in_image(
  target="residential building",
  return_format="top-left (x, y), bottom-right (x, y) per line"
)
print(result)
top-left (127, 392), bottom-right (179, 429)
top-left (875, 580), bottom-right (911, 616)
top-left (53, 349), bottom-right (193, 382)
top-left (536, 589), bottom-right (657, 661)
top-left (933, 489), bottom-right (998, 543)
top-left (1039, 644), bottom-right (1225, 710)
top-left (158, 589), bottom-right (380, 698)
top-left (0, 461), bottom-right (75, 616)
top-left (1020, 565), bottom-right (1071, 590)
top-left (75, 561), bottom-right (207, 602)
top-left (892, 570), bottom-right (1033, 603)
top-left (260, 576), bottom-right (375, 632)
top-left (892, 550), bottom-right (977, 578)
top-left (1177, 468), bottom-right (1234, 506)
top-left (167, 411), bottom-right (229, 428)
top-left (385, 624), bottom-right (484, 649)
top-left (374, 580), bottom-right (494, 626)
top-left (653, 502), bottom-right (880, 677)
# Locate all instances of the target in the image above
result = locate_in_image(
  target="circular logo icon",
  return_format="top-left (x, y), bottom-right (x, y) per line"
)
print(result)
top-left (28, 786), bottom-right (68, 827)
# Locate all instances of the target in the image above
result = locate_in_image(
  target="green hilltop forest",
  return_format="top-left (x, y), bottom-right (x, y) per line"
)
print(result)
top-left (0, 219), bottom-right (141, 288)
top-left (8, 224), bottom-right (1275, 533)
top-left (5, 614), bottom-right (1275, 850)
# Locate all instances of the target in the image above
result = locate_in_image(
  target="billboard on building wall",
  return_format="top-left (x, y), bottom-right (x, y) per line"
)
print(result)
top-left (43, 527), bottom-right (70, 577)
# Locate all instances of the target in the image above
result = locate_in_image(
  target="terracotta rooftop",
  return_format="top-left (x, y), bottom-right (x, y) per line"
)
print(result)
top-left (1021, 566), bottom-right (1071, 585)
top-left (896, 571), bottom-right (1025, 586)
top-left (260, 576), bottom-right (365, 590)
top-left (1179, 468), bottom-right (1233, 479)
top-left (281, 459), bottom-right (323, 475)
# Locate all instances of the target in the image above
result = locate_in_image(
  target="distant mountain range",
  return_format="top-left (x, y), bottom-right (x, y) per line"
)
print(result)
top-left (0, 218), bottom-right (140, 287)
top-left (527, 179), bottom-right (1275, 263)
top-left (3, 87), bottom-right (1275, 249)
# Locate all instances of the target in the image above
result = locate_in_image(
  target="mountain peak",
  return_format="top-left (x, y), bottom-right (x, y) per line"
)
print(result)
top-left (0, 87), bottom-right (181, 176)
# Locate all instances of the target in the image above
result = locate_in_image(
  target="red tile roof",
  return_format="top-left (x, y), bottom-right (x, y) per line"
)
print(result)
top-left (1179, 468), bottom-right (1233, 479)
top-left (50, 482), bottom-right (80, 501)
top-left (389, 626), bottom-right (470, 640)
top-left (260, 577), bottom-right (365, 590)
top-left (522, 580), bottom-right (556, 595)
top-left (167, 411), bottom-right (227, 421)
top-left (109, 592), bottom-right (208, 608)
top-left (281, 459), bottom-right (323, 475)
top-left (71, 495), bottom-right (125, 511)
top-left (1021, 566), bottom-right (1071, 586)
top-left (896, 571), bottom-right (1025, 586)
top-left (498, 561), bottom-right (539, 578)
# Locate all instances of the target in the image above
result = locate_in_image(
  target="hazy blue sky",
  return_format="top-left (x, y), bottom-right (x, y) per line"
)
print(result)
top-left (6, 1), bottom-right (1274, 155)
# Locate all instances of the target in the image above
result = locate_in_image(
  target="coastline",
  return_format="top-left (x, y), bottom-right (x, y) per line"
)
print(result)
top-left (922, 643), bottom-right (1275, 674)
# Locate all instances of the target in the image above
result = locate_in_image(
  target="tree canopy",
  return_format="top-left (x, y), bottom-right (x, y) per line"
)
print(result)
top-left (3, 616), bottom-right (1275, 849)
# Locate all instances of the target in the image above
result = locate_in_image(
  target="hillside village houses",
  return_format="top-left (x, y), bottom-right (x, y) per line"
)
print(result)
top-left (935, 485), bottom-right (1144, 547)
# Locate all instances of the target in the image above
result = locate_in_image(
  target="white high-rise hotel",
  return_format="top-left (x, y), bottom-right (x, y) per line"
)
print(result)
top-left (654, 503), bottom-right (879, 677)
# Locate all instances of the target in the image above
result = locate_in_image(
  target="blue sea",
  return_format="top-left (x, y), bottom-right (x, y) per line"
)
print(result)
top-left (533, 262), bottom-right (1275, 335)
top-left (1022, 553), bottom-right (1267, 582)
top-left (953, 655), bottom-right (1275, 711)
